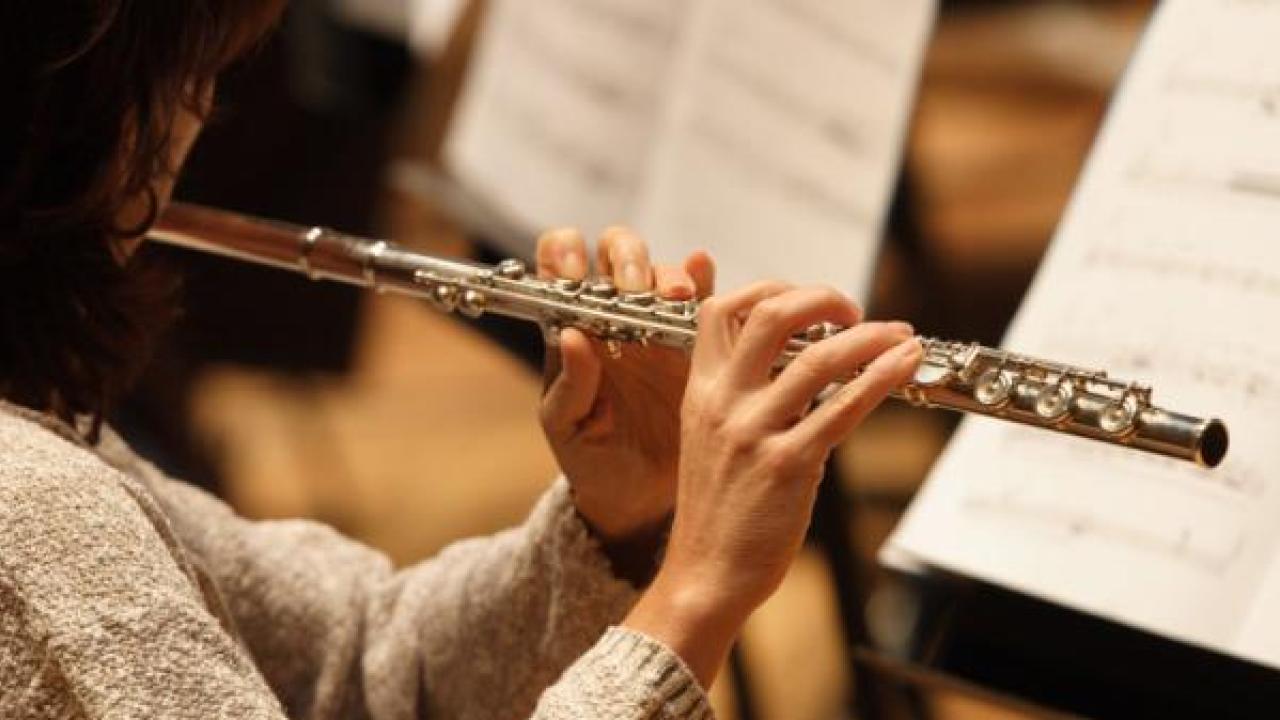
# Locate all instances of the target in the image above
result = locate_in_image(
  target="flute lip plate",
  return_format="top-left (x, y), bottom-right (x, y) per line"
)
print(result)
top-left (1197, 419), bottom-right (1229, 468)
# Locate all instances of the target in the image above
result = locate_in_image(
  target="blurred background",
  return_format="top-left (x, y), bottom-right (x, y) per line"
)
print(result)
top-left (119, 0), bottom-right (1154, 717)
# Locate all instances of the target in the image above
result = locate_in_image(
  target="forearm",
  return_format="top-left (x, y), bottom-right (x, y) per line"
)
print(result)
top-left (621, 571), bottom-right (749, 690)
top-left (147, 467), bottom-right (638, 717)
top-left (402, 482), bottom-right (640, 716)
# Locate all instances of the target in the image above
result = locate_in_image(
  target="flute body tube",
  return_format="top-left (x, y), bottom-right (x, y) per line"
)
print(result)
top-left (150, 202), bottom-right (1229, 468)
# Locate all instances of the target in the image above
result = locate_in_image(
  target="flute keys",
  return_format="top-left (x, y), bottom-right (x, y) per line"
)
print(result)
top-left (554, 278), bottom-right (583, 292)
top-left (1035, 381), bottom-right (1075, 421)
top-left (804, 323), bottom-right (840, 342)
top-left (586, 279), bottom-right (616, 298)
top-left (657, 299), bottom-right (692, 315)
top-left (430, 284), bottom-right (459, 312)
top-left (974, 368), bottom-right (1013, 407)
top-left (458, 289), bottom-right (487, 318)
top-left (1100, 396), bottom-right (1139, 435)
top-left (496, 258), bottom-right (527, 280)
top-left (620, 291), bottom-right (655, 306)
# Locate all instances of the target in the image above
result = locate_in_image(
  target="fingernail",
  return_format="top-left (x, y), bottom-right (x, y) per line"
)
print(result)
top-left (620, 261), bottom-right (647, 291)
top-left (889, 321), bottom-right (914, 337)
top-left (898, 338), bottom-right (923, 368)
top-left (562, 250), bottom-right (586, 279)
top-left (667, 281), bottom-right (694, 300)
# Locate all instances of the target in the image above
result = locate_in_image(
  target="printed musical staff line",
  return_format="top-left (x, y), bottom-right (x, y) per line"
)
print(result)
top-left (1229, 170), bottom-right (1280, 200)
top-left (961, 493), bottom-right (1244, 577)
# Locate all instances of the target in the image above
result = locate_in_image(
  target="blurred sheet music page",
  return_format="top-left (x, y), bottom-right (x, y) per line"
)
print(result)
top-left (445, 0), bottom-right (935, 298)
top-left (886, 0), bottom-right (1280, 668)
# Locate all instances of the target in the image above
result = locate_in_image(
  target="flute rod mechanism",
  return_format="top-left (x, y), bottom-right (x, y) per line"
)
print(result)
top-left (150, 202), bottom-right (1229, 468)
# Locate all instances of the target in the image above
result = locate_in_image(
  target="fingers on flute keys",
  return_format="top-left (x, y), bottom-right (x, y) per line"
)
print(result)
top-left (694, 284), bottom-right (920, 448)
top-left (536, 228), bottom-right (589, 281)
top-left (537, 225), bottom-right (705, 301)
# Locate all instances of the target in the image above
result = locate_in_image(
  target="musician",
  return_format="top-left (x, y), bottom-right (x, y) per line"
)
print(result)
top-left (0, 3), bottom-right (921, 718)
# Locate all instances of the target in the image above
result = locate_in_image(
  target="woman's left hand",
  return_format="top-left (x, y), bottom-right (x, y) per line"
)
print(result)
top-left (536, 227), bottom-right (714, 577)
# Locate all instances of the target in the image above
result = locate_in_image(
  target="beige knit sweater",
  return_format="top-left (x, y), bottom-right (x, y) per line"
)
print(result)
top-left (0, 401), bottom-right (711, 719)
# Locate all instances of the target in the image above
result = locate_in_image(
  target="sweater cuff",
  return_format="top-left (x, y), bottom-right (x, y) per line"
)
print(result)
top-left (602, 627), bottom-right (714, 717)
top-left (537, 626), bottom-right (714, 718)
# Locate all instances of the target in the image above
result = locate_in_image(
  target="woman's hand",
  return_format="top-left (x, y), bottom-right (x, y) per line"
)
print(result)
top-left (535, 226), bottom-right (714, 579)
top-left (623, 282), bottom-right (922, 686)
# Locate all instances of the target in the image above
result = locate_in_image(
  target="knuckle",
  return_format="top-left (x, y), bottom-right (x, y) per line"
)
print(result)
top-left (720, 413), bottom-right (760, 448)
top-left (792, 346), bottom-right (840, 382)
top-left (706, 388), bottom-right (739, 427)
top-left (815, 285), bottom-right (860, 316)
top-left (750, 298), bottom-right (788, 327)
top-left (814, 284), bottom-right (845, 303)
top-left (870, 321), bottom-right (901, 341)
top-left (746, 280), bottom-right (788, 300)
top-left (682, 382), bottom-right (724, 421)
top-left (685, 384), bottom-right (753, 438)
top-left (832, 381), bottom-right (879, 417)
top-left (759, 436), bottom-right (810, 475)
top-left (716, 415), bottom-right (752, 448)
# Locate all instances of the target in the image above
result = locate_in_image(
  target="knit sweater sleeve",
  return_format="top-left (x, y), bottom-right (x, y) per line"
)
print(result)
top-left (136, 459), bottom-right (712, 720)
top-left (0, 422), bottom-right (287, 719)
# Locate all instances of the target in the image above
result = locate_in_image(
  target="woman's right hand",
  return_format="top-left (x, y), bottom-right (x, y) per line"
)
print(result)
top-left (622, 282), bottom-right (922, 687)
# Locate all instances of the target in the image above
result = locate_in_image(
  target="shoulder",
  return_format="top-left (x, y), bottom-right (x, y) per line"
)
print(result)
top-left (0, 409), bottom-right (183, 585)
top-left (0, 409), bottom-right (119, 505)
top-left (0, 409), bottom-right (138, 516)
top-left (0, 408), bottom-right (216, 645)
top-left (0, 413), bottom-right (286, 718)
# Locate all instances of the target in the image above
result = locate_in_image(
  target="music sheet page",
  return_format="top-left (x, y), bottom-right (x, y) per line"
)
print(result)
top-left (445, 0), bottom-right (935, 298)
top-left (886, 0), bottom-right (1280, 666)
top-left (631, 0), bottom-right (935, 296)
top-left (445, 0), bottom-right (687, 255)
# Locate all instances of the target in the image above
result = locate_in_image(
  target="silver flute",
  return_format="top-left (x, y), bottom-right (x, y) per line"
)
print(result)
top-left (149, 202), bottom-right (1229, 468)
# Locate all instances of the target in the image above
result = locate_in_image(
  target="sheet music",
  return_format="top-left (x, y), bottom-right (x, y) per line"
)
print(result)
top-left (445, 0), bottom-right (934, 298)
top-left (886, 0), bottom-right (1280, 666)
top-left (445, 0), bottom-right (687, 255)
top-left (631, 0), bottom-right (935, 296)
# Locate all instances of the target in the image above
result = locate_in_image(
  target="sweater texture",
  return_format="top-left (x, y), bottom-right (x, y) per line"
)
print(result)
top-left (0, 401), bottom-right (711, 719)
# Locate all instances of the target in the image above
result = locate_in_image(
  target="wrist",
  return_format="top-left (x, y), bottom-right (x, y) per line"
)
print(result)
top-left (622, 569), bottom-right (751, 687)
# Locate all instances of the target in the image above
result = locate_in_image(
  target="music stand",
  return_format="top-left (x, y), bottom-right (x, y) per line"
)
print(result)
top-left (852, 567), bottom-right (1280, 719)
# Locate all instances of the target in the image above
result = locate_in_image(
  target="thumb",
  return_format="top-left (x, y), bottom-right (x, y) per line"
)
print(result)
top-left (541, 328), bottom-right (602, 436)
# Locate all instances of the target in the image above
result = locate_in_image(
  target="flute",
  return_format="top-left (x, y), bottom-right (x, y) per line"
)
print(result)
top-left (149, 202), bottom-right (1229, 468)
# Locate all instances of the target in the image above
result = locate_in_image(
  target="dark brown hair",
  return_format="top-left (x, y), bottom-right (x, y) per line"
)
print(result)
top-left (0, 1), bottom-right (284, 435)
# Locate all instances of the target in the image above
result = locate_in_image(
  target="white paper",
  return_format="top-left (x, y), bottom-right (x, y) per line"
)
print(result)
top-left (445, 0), bottom-right (687, 256)
top-left (444, 0), bottom-right (934, 298)
top-left (630, 0), bottom-right (934, 295)
top-left (886, 0), bottom-right (1280, 668)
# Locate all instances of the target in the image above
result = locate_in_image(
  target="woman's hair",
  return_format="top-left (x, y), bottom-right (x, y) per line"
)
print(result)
top-left (0, 1), bottom-right (284, 435)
